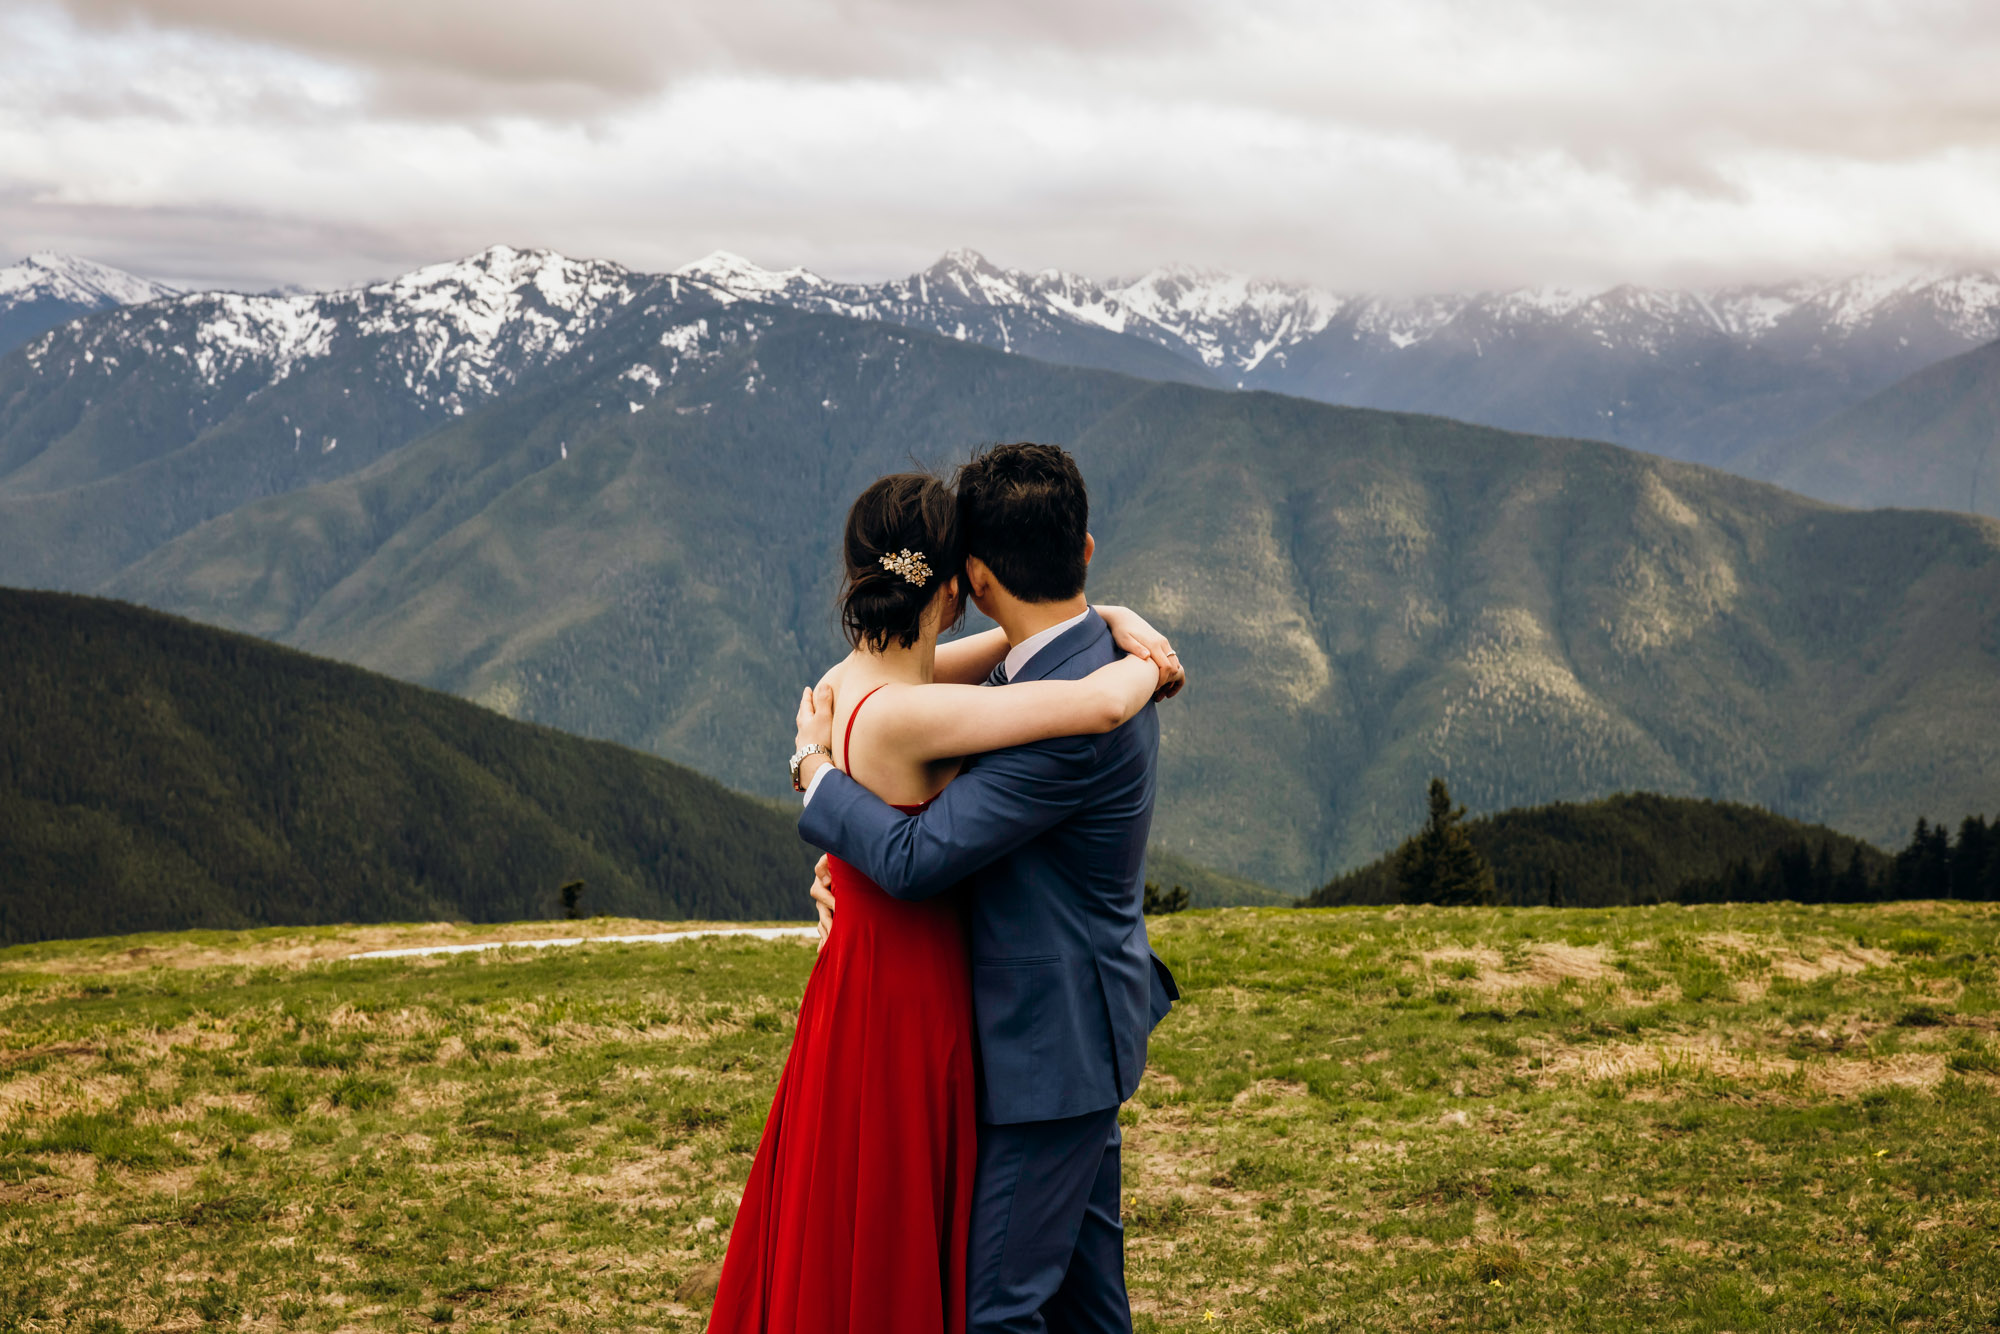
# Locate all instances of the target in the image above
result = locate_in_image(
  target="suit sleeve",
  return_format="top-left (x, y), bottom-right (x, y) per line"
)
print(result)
top-left (798, 738), bottom-right (1097, 901)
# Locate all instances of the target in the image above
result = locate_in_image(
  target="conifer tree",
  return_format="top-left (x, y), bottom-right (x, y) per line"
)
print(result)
top-left (1394, 778), bottom-right (1497, 907)
top-left (1809, 841), bottom-right (1834, 903)
top-left (1952, 816), bottom-right (1990, 901)
top-left (1836, 846), bottom-right (1873, 902)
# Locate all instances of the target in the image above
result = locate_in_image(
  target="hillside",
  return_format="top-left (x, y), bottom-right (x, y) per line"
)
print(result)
top-left (89, 298), bottom-right (2000, 887)
top-left (1747, 336), bottom-right (2000, 519)
top-left (1306, 792), bottom-right (1892, 907)
top-left (1144, 849), bottom-right (1292, 909)
top-left (0, 587), bottom-right (814, 946)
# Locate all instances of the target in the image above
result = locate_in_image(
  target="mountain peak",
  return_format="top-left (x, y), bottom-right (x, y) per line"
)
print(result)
top-left (929, 247), bottom-right (1003, 277)
top-left (673, 251), bottom-right (827, 299)
top-left (1, 252), bottom-right (177, 308)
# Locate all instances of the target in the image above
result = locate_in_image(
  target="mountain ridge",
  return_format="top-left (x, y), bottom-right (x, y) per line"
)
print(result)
top-left (1746, 336), bottom-right (2000, 519)
top-left (675, 249), bottom-right (2000, 481)
top-left (89, 297), bottom-right (2000, 888)
top-left (13, 241), bottom-right (2000, 508)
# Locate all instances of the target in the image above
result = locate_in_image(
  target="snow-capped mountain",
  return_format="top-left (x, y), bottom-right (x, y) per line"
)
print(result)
top-left (679, 249), bottom-right (2000, 467)
top-left (0, 252), bottom-right (177, 356)
top-left (9, 240), bottom-right (2000, 525)
top-left (19, 245), bottom-right (654, 416)
top-left (683, 247), bottom-right (2000, 375)
top-left (0, 246), bottom-right (722, 594)
top-left (673, 248), bottom-right (1221, 388)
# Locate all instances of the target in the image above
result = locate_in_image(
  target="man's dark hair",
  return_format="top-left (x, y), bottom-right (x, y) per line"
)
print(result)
top-left (955, 443), bottom-right (1089, 603)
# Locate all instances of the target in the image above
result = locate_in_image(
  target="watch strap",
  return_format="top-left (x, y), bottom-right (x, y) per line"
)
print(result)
top-left (790, 743), bottom-right (831, 791)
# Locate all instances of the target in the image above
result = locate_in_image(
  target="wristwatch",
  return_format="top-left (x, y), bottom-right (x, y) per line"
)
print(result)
top-left (790, 743), bottom-right (831, 792)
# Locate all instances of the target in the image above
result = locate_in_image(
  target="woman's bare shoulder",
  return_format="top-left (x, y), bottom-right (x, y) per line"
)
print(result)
top-left (817, 654), bottom-right (857, 701)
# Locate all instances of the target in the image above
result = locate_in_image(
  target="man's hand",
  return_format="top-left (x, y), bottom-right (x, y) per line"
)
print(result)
top-left (1097, 604), bottom-right (1186, 702)
top-left (810, 855), bottom-right (835, 951)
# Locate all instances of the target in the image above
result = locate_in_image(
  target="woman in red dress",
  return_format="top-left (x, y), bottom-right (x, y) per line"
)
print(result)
top-left (706, 474), bottom-right (1179, 1334)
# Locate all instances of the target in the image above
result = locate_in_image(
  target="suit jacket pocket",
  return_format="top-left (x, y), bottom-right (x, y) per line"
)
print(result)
top-left (972, 955), bottom-right (1061, 1099)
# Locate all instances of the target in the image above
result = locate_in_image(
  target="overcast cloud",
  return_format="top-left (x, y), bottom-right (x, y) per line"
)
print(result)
top-left (4, 0), bottom-right (2000, 292)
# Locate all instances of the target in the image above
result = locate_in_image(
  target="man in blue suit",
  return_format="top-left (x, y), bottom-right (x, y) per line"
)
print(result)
top-left (793, 443), bottom-right (1181, 1334)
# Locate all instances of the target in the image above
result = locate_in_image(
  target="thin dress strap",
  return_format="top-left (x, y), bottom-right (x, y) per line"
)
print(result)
top-left (840, 683), bottom-right (890, 777)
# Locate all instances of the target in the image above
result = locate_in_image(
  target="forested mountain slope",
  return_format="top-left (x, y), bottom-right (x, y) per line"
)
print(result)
top-left (0, 587), bottom-right (814, 946)
top-left (1307, 792), bottom-right (1892, 907)
top-left (1747, 337), bottom-right (2000, 519)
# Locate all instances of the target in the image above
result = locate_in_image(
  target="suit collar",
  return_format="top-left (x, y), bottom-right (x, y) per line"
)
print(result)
top-left (1011, 608), bottom-right (1109, 683)
top-left (1002, 606), bottom-right (1091, 682)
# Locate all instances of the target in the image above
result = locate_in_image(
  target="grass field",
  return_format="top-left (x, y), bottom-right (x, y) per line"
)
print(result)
top-left (3, 903), bottom-right (1997, 1332)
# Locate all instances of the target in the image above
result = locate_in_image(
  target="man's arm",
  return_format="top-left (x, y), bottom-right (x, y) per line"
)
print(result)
top-left (799, 737), bottom-right (1099, 901)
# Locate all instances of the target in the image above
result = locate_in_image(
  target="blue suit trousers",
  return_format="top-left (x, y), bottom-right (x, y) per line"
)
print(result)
top-left (967, 1108), bottom-right (1128, 1334)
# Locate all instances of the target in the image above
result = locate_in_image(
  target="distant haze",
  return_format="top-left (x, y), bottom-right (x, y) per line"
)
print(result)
top-left (4, 0), bottom-right (2000, 294)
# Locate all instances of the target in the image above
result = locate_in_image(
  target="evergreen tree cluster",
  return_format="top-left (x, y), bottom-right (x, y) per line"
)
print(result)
top-left (1307, 785), bottom-right (1901, 909)
top-left (0, 588), bottom-right (816, 946)
top-left (1682, 814), bottom-right (2000, 905)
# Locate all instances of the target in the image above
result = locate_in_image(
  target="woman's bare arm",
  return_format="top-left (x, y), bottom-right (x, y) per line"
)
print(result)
top-left (935, 607), bottom-right (1183, 693)
top-left (1094, 605), bottom-right (1185, 701)
top-left (932, 627), bottom-right (1010, 685)
top-left (875, 655), bottom-right (1166, 763)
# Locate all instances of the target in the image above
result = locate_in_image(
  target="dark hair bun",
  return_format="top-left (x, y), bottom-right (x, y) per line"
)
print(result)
top-left (841, 473), bottom-right (964, 651)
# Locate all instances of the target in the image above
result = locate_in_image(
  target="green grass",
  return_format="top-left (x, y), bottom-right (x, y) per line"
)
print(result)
top-left (2, 903), bottom-right (1997, 1331)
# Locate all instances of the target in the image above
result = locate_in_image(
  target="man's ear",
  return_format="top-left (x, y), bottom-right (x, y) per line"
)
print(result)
top-left (965, 555), bottom-right (994, 599)
top-left (1083, 533), bottom-right (1095, 566)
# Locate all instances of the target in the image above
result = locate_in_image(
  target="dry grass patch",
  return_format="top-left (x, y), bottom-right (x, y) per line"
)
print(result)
top-left (0, 917), bottom-right (770, 975)
top-left (1422, 942), bottom-right (1616, 995)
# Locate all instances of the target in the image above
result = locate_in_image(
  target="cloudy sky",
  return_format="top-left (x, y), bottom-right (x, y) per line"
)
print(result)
top-left (4, 0), bottom-right (2000, 293)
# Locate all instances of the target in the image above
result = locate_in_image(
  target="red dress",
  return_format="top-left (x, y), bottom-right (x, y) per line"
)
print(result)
top-left (708, 687), bottom-right (978, 1334)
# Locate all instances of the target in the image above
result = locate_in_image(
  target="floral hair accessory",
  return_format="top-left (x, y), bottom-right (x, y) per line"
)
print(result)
top-left (879, 548), bottom-right (932, 587)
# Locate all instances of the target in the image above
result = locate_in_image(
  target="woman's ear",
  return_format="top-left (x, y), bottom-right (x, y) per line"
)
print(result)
top-left (925, 576), bottom-right (961, 632)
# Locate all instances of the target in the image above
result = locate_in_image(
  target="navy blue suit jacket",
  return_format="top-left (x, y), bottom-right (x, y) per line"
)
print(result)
top-left (798, 610), bottom-right (1178, 1125)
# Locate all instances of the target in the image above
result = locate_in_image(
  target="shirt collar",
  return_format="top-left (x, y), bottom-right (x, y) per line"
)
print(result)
top-left (1002, 607), bottom-right (1092, 682)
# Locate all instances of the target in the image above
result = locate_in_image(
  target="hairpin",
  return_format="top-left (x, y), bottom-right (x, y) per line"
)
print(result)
top-left (879, 548), bottom-right (932, 587)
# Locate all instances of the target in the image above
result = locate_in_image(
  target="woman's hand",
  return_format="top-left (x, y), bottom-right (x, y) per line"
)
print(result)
top-left (811, 855), bottom-right (835, 952)
top-left (796, 683), bottom-right (835, 753)
top-left (1096, 604), bottom-right (1186, 701)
